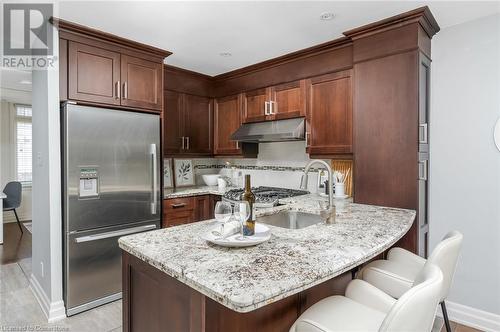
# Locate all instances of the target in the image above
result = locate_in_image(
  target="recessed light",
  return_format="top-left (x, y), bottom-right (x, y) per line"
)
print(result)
top-left (19, 80), bottom-right (32, 84)
top-left (320, 12), bottom-right (335, 21)
top-left (219, 52), bottom-right (232, 57)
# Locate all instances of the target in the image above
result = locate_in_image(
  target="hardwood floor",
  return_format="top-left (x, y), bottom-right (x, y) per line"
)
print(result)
top-left (439, 319), bottom-right (484, 332)
top-left (1, 222), bottom-right (32, 265)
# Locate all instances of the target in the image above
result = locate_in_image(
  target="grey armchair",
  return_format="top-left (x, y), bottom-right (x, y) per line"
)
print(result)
top-left (3, 181), bottom-right (23, 233)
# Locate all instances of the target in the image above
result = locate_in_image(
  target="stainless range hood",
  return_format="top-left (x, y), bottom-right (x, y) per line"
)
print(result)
top-left (231, 117), bottom-right (305, 143)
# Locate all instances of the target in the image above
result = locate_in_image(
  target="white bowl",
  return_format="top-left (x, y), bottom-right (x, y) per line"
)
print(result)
top-left (202, 174), bottom-right (220, 186)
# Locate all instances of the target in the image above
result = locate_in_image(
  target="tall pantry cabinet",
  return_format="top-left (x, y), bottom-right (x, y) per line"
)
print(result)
top-left (346, 7), bottom-right (439, 255)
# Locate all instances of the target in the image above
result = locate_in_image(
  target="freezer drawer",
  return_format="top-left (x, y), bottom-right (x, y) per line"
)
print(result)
top-left (65, 222), bottom-right (157, 315)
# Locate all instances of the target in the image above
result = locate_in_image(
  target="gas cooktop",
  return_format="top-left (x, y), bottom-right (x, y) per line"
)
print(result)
top-left (223, 186), bottom-right (309, 207)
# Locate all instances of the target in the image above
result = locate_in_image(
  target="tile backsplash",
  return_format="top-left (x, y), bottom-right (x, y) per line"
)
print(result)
top-left (165, 141), bottom-right (352, 194)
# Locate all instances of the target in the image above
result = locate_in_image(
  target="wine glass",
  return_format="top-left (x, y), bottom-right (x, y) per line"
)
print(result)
top-left (214, 201), bottom-right (232, 237)
top-left (233, 201), bottom-right (251, 238)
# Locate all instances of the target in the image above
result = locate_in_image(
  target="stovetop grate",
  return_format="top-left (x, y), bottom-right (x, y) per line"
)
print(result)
top-left (223, 186), bottom-right (309, 205)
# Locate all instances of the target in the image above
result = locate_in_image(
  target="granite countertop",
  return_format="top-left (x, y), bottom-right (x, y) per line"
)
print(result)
top-left (119, 194), bottom-right (415, 313)
top-left (164, 186), bottom-right (234, 199)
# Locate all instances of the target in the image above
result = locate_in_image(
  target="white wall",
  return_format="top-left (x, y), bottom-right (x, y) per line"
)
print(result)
top-left (30, 23), bottom-right (65, 321)
top-left (430, 13), bottom-right (500, 320)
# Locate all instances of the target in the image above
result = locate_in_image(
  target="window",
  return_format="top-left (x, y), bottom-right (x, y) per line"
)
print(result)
top-left (15, 105), bottom-right (32, 185)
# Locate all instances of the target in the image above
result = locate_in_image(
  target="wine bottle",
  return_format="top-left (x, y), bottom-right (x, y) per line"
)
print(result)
top-left (240, 175), bottom-right (256, 236)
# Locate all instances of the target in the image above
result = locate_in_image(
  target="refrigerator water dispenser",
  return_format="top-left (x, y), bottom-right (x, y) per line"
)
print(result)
top-left (79, 167), bottom-right (99, 198)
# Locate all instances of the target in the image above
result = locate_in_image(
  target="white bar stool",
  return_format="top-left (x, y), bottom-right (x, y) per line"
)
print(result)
top-left (290, 264), bottom-right (443, 332)
top-left (358, 231), bottom-right (463, 332)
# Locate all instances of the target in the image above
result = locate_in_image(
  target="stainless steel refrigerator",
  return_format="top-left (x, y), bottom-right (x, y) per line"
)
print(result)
top-left (62, 103), bottom-right (161, 316)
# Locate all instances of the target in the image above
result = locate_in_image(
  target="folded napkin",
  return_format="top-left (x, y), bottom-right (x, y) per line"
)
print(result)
top-left (214, 219), bottom-right (241, 238)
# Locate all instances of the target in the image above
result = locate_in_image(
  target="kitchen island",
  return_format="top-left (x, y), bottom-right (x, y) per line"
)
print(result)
top-left (119, 195), bottom-right (415, 332)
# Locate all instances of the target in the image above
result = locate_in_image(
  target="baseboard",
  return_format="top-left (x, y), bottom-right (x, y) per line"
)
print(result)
top-left (2, 212), bottom-right (32, 223)
top-left (29, 274), bottom-right (66, 322)
top-left (437, 301), bottom-right (500, 332)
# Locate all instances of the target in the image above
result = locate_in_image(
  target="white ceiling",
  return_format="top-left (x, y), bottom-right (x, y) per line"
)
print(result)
top-left (54, 1), bottom-right (498, 76)
top-left (0, 68), bottom-right (32, 105)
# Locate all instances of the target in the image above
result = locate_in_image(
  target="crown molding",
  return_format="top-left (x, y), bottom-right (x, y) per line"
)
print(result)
top-left (212, 37), bottom-right (352, 82)
top-left (51, 17), bottom-right (172, 59)
top-left (343, 6), bottom-right (440, 40)
top-left (164, 64), bottom-right (212, 81)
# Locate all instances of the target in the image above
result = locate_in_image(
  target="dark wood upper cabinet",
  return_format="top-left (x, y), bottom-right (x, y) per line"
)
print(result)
top-left (57, 19), bottom-right (170, 113)
top-left (163, 91), bottom-right (213, 156)
top-left (242, 88), bottom-right (270, 123)
top-left (68, 42), bottom-right (121, 105)
top-left (214, 94), bottom-right (242, 155)
top-left (270, 80), bottom-right (306, 120)
top-left (241, 80), bottom-right (306, 123)
top-left (59, 39), bottom-right (68, 100)
top-left (121, 55), bottom-right (162, 111)
top-left (163, 90), bottom-right (183, 155)
top-left (306, 70), bottom-right (353, 156)
top-left (183, 94), bottom-right (213, 154)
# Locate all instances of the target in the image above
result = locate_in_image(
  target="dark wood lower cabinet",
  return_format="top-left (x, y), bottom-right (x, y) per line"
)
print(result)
top-left (163, 194), bottom-right (220, 228)
top-left (194, 195), bottom-right (211, 221)
top-left (209, 194), bottom-right (221, 216)
top-left (162, 196), bottom-right (196, 228)
top-left (122, 251), bottom-right (352, 332)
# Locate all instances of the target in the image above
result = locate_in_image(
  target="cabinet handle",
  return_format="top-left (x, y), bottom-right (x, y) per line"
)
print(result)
top-left (122, 82), bottom-right (128, 99)
top-left (305, 132), bottom-right (310, 146)
top-left (171, 203), bottom-right (187, 208)
top-left (265, 101), bottom-right (270, 115)
top-left (270, 101), bottom-right (277, 115)
top-left (115, 81), bottom-right (120, 99)
top-left (418, 160), bottom-right (428, 181)
top-left (419, 123), bottom-right (428, 144)
top-left (186, 136), bottom-right (190, 150)
top-left (181, 136), bottom-right (185, 150)
top-left (236, 141), bottom-right (239, 149)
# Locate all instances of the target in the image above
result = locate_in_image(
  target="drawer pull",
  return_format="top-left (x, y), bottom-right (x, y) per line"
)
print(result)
top-left (171, 203), bottom-right (187, 208)
top-left (418, 160), bottom-right (428, 181)
top-left (419, 123), bottom-right (428, 144)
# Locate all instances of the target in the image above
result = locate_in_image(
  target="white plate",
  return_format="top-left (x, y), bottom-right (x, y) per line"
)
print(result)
top-left (202, 223), bottom-right (271, 247)
top-left (334, 194), bottom-right (349, 199)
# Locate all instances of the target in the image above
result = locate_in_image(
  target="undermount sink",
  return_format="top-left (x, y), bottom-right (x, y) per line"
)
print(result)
top-left (257, 210), bottom-right (323, 229)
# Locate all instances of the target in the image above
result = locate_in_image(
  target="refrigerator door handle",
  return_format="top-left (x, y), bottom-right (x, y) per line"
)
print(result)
top-left (150, 143), bottom-right (158, 215)
top-left (74, 224), bottom-right (157, 243)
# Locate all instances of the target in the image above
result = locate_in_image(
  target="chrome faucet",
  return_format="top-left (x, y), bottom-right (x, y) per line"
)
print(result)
top-left (300, 159), bottom-right (334, 208)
